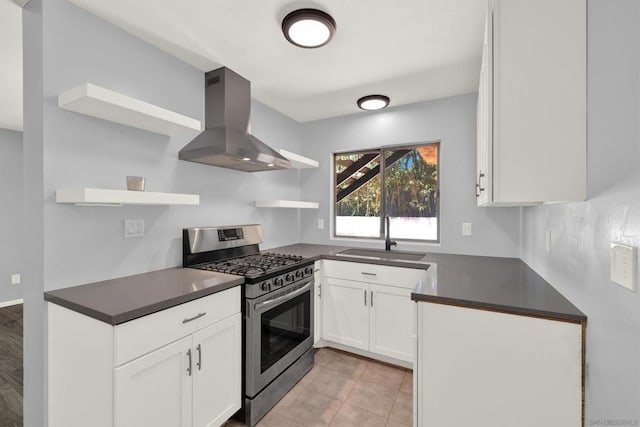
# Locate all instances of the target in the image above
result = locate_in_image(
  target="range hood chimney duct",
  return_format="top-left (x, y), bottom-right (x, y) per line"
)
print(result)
top-left (179, 67), bottom-right (291, 172)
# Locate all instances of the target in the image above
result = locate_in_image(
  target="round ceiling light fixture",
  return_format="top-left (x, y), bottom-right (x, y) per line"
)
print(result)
top-left (282, 8), bottom-right (336, 48)
top-left (357, 95), bottom-right (390, 111)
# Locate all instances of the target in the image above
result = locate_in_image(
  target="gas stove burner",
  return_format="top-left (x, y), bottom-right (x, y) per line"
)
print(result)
top-left (194, 252), bottom-right (307, 279)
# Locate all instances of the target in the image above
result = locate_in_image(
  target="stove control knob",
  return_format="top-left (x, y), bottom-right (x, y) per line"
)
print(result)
top-left (285, 273), bottom-right (294, 282)
top-left (260, 281), bottom-right (271, 292)
top-left (274, 277), bottom-right (284, 287)
top-left (305, 267), bottom-right (314, 276)
top-left (295, 270), bottom-right (303, 279)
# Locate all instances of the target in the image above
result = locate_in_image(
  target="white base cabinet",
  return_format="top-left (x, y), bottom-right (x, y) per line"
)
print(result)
top-left (320, 260), bottom-right (427, 364)
top-left (115, 336), bottom-right (192, 427)
top-left (313, 261), bottom-right (323, 346)
top-left (323, 278), bottom-right (370, 351)
top-left (414, 301), bottom-right (583, 426)
top-left (49, 287), bottom-right (242, 427)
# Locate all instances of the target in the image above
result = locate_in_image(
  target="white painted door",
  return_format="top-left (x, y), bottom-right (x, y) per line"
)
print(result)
top-left (369, 284), bottom-right (414, 362)
top-left (192, 313), bottom-right (242, 427)
top-left (114, 336), bottom-right (192, 427)
top-left (322, 277), bottom-right (370, 350)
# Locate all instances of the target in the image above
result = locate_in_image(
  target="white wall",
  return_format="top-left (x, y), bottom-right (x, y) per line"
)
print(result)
top-left (0, 129), bottom-right (23, 303)
top-left (22, 0), bottom-right (304, 425)
top-left (521, 0), bottom-right (640, 423)
top-left (299, 94), bottom-right (521, 257)
top-left (39, 2), bottom-right (303, 290)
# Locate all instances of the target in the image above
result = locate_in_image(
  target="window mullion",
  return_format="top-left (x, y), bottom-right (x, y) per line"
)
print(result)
top-left (379, 148), bottom-right (386, 239)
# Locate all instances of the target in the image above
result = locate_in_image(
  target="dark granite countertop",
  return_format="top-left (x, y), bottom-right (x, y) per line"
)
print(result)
top-left (270, 244), bottom-right (586, 323)
top-left (44, 268), bottom-right (243, 325)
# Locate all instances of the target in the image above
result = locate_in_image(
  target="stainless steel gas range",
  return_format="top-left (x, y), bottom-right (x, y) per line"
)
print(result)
top-left (182, 224), bottom-right (314, 426)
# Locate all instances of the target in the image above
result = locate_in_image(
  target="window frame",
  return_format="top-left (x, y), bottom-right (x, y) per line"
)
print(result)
top-left (332, 141), bottom-right (440, 243)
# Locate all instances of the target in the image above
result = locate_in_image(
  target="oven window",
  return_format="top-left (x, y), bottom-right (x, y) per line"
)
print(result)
top-left (261, 290), bottom-right (311, 373)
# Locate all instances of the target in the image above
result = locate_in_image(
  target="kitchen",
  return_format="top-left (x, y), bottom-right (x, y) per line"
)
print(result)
top-left (0, 0), bottom-right (638, 426)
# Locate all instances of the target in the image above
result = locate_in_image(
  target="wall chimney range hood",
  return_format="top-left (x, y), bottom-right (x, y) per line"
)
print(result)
top-left (179, 67), bottom-right (291, 172)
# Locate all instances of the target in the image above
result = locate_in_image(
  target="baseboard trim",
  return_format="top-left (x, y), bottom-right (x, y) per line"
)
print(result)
top-left (0, 298), bottom-right (23, 308)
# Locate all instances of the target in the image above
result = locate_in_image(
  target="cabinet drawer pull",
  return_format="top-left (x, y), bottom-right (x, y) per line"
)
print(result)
top-left (364, 289), bottom-right (367, 306)
top-left (182, 312), bottom-right (206, 324)
top-left (370, 290), bottom-right (374, 307)
top-left (186, 349), bottom-right (192, 376)
top-left (196, 344), bottom-right (202, 371)
top-left (361, 272), bottom-right (377, 277)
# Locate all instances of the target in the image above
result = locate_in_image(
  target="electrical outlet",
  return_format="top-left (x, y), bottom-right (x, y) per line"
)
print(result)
top-left (124, 219), bottom-right (145, 238)
top-left (462, 222), bottom-right (472, 236)
top-left (317, 218), bottom-right (325, 230)
top-left (545, 230), bottom-right (552, 253)
top-left (610, 242), bottom-right (637, 291)
top-left (10, 274), bottom-right (21, 285)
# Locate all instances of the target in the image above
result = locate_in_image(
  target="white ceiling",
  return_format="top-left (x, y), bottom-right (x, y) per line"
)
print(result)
top-left (1, 0), bottom-right (485, 130)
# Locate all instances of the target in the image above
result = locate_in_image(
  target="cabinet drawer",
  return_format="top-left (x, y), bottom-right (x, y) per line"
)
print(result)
top-left (114, 286), bottom-right (241, 365)
top-left (323, 260), bottom-right (427, 289)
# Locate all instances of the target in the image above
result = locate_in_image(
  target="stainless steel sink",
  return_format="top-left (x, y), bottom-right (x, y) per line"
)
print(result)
top-left (336, 248), bottom-right (427, 262)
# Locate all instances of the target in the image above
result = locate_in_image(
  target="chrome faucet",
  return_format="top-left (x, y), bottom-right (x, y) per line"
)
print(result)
top-left (384, 215), bottom-right (397, 251)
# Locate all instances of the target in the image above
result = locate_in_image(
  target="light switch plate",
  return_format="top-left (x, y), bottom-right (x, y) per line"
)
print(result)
top-left (610, 242), bottom-right (636, 291)
top-left (10, 274), bottom-right (21, 285)
top-left (317, 218), bottom-right (325, 230)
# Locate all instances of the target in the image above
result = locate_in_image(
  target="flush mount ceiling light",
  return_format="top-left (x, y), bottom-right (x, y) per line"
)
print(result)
top-left (282, 8), bottom-right (336, 48)
top-left (357, 95), bottom-right (390, 111)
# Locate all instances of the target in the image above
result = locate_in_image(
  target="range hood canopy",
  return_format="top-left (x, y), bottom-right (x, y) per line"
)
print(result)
top-left (179, 67), bottom-right (290, 172)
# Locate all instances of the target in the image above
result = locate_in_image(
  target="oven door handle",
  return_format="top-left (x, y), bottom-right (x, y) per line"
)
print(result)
top-left (254, 281), bottom-right (312, 312)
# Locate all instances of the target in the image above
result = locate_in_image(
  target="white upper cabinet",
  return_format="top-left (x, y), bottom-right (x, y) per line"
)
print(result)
top-left (476, 0), bottom-right (586, 206)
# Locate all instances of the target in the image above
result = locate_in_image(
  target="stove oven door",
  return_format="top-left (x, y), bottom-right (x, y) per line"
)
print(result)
top-left (245, 279), bottom-right (314, 397)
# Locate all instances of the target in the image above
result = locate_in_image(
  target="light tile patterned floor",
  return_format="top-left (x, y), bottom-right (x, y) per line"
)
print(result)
top-left (225, 347), bottom-right (412, 427)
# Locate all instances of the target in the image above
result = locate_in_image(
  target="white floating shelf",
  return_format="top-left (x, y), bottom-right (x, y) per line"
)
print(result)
top-left (278, 149), bottom-right (319, 169)
top-left (255, 200), bottom-right (319, 209)
top-left (56, 188), bottom-right (200, 207)
top-left (58, 83), bottom-right (201, 136)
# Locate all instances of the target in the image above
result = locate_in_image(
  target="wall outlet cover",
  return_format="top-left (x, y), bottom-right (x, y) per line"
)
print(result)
top-left (317, 218), bottom-right (325, 230)
top-left (610, 242), bottom-right (637, 291)
top-left (124, 219), bottom-right (145, 238)
top-left (545, 230), bottom-right (552, 253)
top-left (462, 222), bottom-right (472, 236)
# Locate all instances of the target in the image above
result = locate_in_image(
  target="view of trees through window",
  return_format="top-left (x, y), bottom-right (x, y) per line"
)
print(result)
top-left (334, 143), bottom-right (439, 241)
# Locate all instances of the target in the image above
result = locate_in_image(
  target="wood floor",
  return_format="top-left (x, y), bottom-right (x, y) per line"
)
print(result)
top-left (0, 304), bottom-right (23, 427)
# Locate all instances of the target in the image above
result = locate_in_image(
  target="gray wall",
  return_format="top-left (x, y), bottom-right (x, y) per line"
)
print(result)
top-left (298, 94), bottom-right (521, 258)
top-left (520, 0), bottom-right (640, 423)
top-left (0, 129), bottom-right (23, 303)
top-left (23, 0), bottom-right (304, 425)
top-left (40, 2), bottom-right (303, 290)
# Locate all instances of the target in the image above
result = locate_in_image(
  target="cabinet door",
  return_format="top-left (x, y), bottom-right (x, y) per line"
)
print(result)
top-left (114, 336), bottom-right (192, 427)
top-left (192, 313), bottom-right (242, 427)
top-left (314, 261), bottom-right (323, 346)
top-left (416, 302), bottom-right (582, 426)
top-left (322, 277), bottom-right (370, 351)
top-left (369, 284), bottom-right (414, 362)
top-left (476, 1), bottom-right (493, 207)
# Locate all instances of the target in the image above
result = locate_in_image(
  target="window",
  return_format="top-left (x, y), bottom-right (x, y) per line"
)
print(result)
top-left (334, 143), bottom-right (439, 242)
